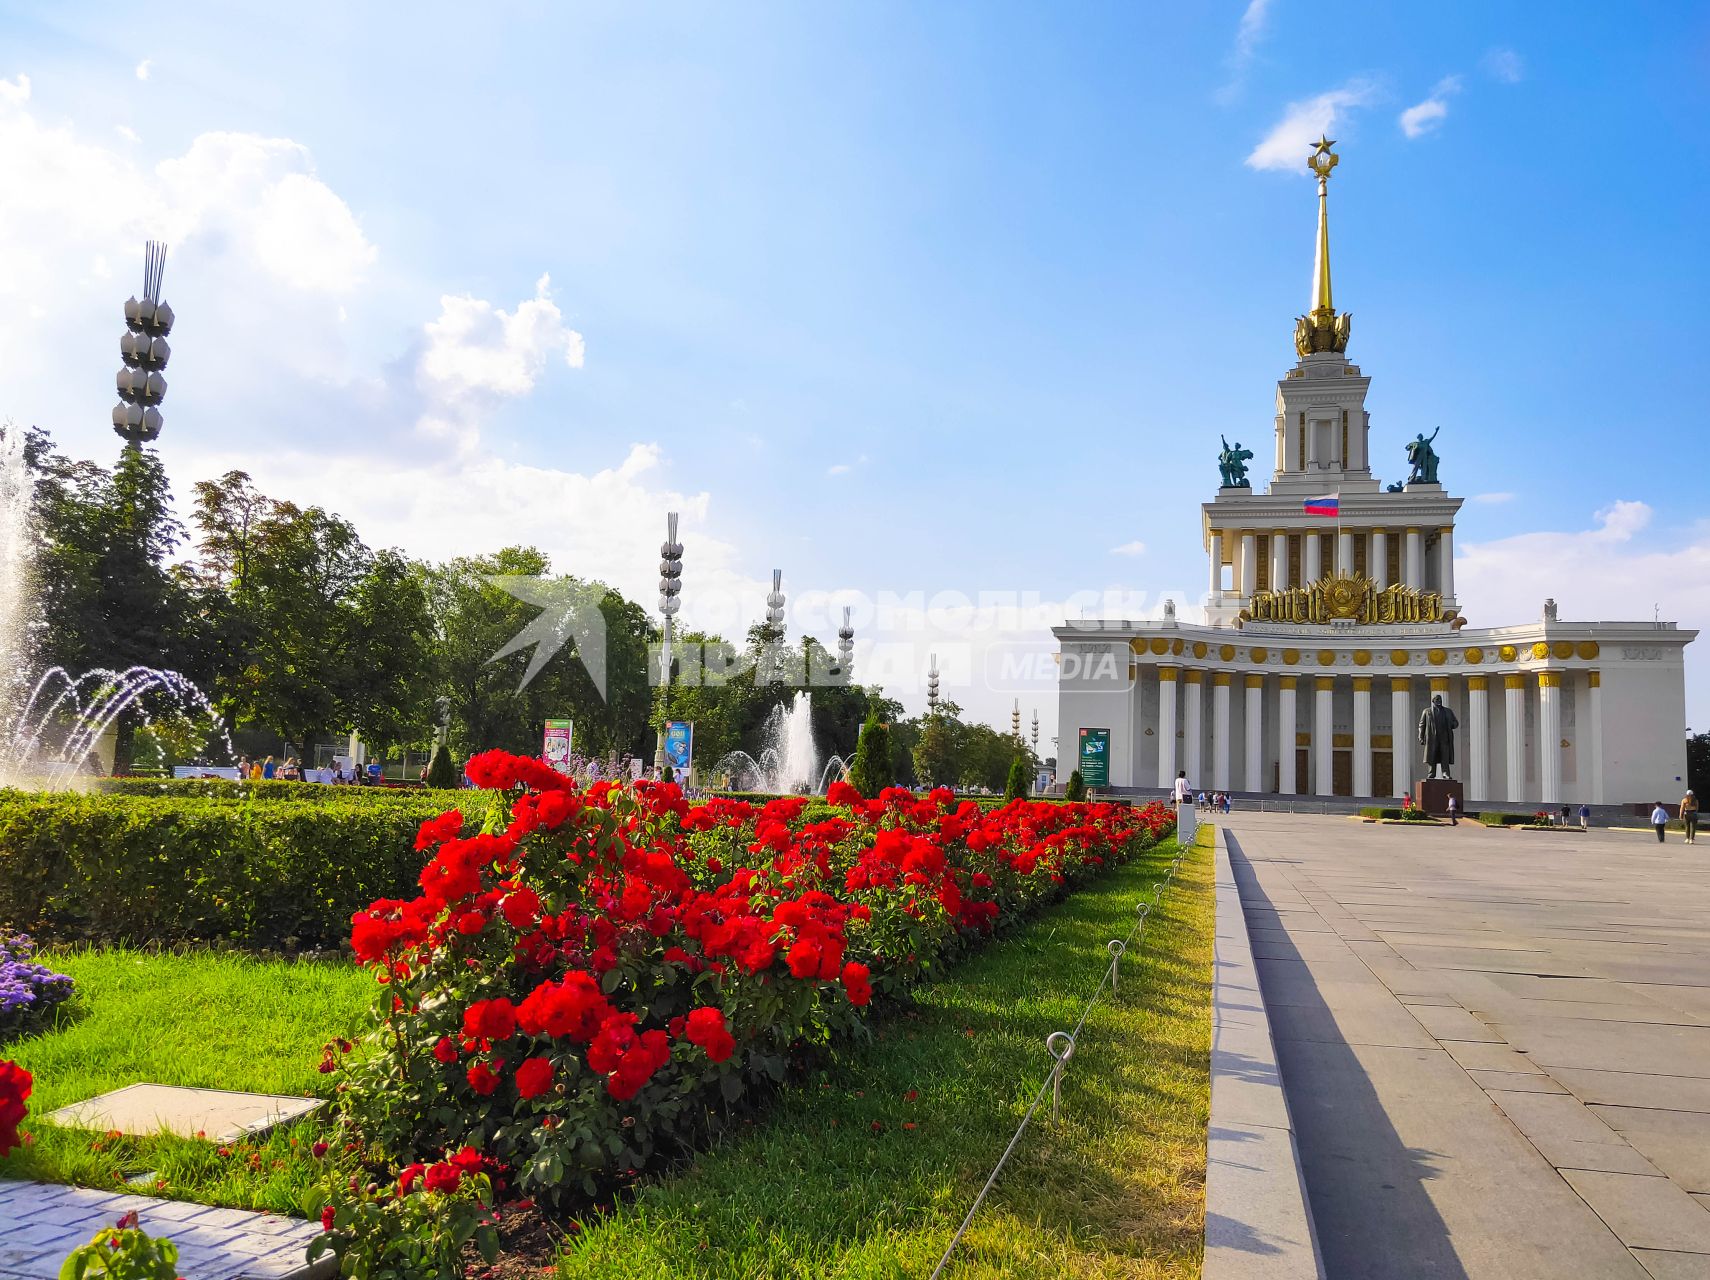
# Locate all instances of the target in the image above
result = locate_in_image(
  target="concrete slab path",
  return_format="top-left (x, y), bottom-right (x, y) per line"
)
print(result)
top-left (1224, 812), bottom-right (1710, 1280)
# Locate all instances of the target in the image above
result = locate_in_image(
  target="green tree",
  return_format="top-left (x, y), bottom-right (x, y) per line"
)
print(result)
top-left (1003, 755), bottom-right (1029, 801)
top-left (425, 743), bottom-right (458, 788)
top-left (847, 711), bottom-right (893, 797)
top-left (1064, 769), bottom-right (1086, 801)
top-left (1688, 732), bottom-right (1710, 800)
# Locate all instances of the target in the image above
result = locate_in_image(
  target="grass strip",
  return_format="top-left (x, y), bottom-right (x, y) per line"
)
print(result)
top-left (556, 830), bottom-right (1212, 1280)
top-left (0, 947), bottom-right (371, 1211)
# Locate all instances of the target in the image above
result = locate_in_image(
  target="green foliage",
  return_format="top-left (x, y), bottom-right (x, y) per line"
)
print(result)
top-left (424, 746), bottom-right (458, 790)
top-left (1689, 732), bottom-right (1710, 800)
top-left (305, 1155), bottom-right (497, 1280)
top-left (0, 791), bottom-right (479, 947)
top-left (1003, 755), bottom-right (1029, 801)
top-left (57, 1214), bottom-right (179, 1279)
top-left (89, 778), bottom-right (463, 801)
top-left (1065, 770), bottom-right (1087, 802)
top-left (847, 712), bottom-right (892, 797)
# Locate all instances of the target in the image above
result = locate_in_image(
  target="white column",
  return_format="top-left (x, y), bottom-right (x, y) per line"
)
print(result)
top-left (1208, 531), bottom-right (1223, 603)
top-left (1337, 529), bottom-right (1353, 576)
top-left (1538, 672), bottom-right (1562, 805)
top-left (1404, 528), bottom-right (1423, 588)
top-left (1467, 676), bottom-right (1490, 803)
top-left (1239, 531), bottom-right (1258, 597)
top-left (1314, 677), bottom-right (1335, 796)
top-left (1244, 674), bottom-right (1264, 793)
top-left (1183, 671), bottom-right (1204, 790)
top-left (1305, 531), bottom-right (1323, 583)
top-left (1271, 529), bottom-right (1289, 592)
top-left (1438, 526), bottom-right (1455, 602)
top-left (1155, 668), bottom-right (1178, 789)
top-left (1588, 671), bottom-right (1604, 804)
top-left (1390, 676), bottom-right (1411, 797)
top-left (1277, 677), bottom-right (1298, 794)
top-left (1505, 674), bottom-right (1526, 803)
top-left (1372, 528), bottom-right (1389, 588)
top-left (1212, 674), bottom-right (1232, 791)
top-left (1352, 677), bottom-right (1373, 797)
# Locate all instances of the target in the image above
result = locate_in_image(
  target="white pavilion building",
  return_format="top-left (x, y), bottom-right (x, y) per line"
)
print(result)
top-left (1053, 139), bottom-right (1694, 807)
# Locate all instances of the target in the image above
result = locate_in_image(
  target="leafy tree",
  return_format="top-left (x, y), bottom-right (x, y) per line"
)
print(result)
top-left (1688, 732), bottom-right (1710, 800)
top-left (425, 744), bottom-right (458, 789)
top-left (1064, 770), bottom-right (1086, 801)
top-left (1004, 755), bottom-right (1029, 801)
top-left (847, 711), bottom-right (893, 797)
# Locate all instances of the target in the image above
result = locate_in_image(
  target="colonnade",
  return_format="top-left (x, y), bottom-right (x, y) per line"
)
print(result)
top-left (1150, 665), bottom-right (1600, 804)
top-left (1208, 525), bottom-right (1454, 600)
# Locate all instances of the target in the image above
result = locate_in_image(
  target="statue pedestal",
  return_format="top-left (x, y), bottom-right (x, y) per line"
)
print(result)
top-left (1417, 777), bottom-right (1464, 818)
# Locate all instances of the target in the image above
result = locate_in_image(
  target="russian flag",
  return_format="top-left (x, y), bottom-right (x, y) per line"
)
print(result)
top-left (1303, 494), bottom-right (1340, 517)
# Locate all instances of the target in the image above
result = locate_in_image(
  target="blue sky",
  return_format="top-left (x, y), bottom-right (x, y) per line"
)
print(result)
top-left (3, 1), bottom-right (1708, 743)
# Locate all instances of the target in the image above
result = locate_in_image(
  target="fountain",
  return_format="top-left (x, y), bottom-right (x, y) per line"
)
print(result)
top-left (713, 691), bottom-right (849, 794)
top-left (0, 248), bottom-right (230, 789)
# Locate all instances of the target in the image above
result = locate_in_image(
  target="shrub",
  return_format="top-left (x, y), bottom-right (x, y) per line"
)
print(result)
top-left (58, 1210), bottom-right (178, 1279)
top-left (321, 755), bottom-right (1174, 1218)
top-left (306, 1144), bottom-right (497, 1280)
top-left (846, 714), bottom-right (892, 798)
top-left (0, 933), bottom-right (74, 1040)
top-left (0, 1058), bottom-right (28, 1156)
top-left (1003, 757), bottom-right (1029, 802)
top-left (87, 778), bottom-right (462, 802)
top-left (426, 747), bottom-right (459, 791)
top-left (0, 792), bottom-right (474, 947)
top-left (1064, 770), bottom-right (1086, 802)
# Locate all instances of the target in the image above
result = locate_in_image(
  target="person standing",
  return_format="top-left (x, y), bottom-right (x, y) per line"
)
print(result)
top-left (1579, 803), bottom-right (1590, 831)
top-left (1681, 790), bottom-right (1699, 845)
top-left (1172, 770), bottom-right (1191, 804)
top-left (1651, 801), bottom-right (1670, 843)
top-left (1447, 794), bottom-right (1458, 825)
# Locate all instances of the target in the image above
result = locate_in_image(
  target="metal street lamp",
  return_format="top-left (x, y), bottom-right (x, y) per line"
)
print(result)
top-left (926, 654), bottom-right (940, 715)
top-left (654, 512), bottom-right (682, 776)
top-left (113, 241), bottom-right (173, 449)
top-left (835, 607), bottom-right (854, 682)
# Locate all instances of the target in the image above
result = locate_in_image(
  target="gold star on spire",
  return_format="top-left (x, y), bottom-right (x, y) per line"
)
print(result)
top-left (1311, 135), bottom-right (1336, 157)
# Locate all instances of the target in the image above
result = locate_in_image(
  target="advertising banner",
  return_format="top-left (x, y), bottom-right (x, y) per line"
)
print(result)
top-left (543, 719), bottom-right (574, 774)
top-left (663, 721), bottom-right (693, 772)
top-left (1078, 727), bottom-right (1110, 787)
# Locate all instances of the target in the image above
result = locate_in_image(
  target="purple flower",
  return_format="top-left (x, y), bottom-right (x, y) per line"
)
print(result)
top-left (0, 932), bottom-right (74, 1039)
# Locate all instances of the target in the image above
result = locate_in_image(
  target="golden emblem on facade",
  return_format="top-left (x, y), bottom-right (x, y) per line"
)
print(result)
top-left (1239, 573), bottom-right (1443, 627)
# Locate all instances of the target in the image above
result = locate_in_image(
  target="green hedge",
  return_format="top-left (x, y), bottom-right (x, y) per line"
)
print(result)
top-left (1478, 811), bottom-right (1534, 827)
top-left (0, 791), bottom-right (492, 948)
top-left (87, 778), bottom-right (467, 803)
top-left (1359, 806), bottom-right (1438, 822)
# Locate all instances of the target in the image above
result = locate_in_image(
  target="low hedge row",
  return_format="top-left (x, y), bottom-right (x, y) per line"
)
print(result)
top-left (0, 792), bottom-right (487, 947)
top-left (90, 779), bottom-right (467, 803)
top-left (1358, 806), bottom-right (1437, 822)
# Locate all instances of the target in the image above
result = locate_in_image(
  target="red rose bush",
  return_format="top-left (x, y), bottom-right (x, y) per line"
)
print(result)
top-left (328, 751), bottom-right (1172, 1210)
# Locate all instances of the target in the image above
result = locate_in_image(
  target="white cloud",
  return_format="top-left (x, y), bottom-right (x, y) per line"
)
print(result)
top-left (135, 59), bottom-right (151, 81)
top-left (1246, 80), bottom-right (1377, 171)
top-left (420, 274), bottom-right (584, 405)
top-left (1483, 48), bottom-right (1524, 84)
top-left (1109, 540), bottom-right (1147, 556)
top-left (1470, 492), bottom-right (1515, 505)
top-left (0, 74), bottom-right (29, 104)
top-left (1399, 75), bottom-right (1463, 139)
top-left (115, 124), bottom-right (139, 143)
top-left (1217, 0), bottom-right (1275, 98)
top-left (827, 463), bottom-right (850, 476)
top-left (1457, 501), bottom-right (1710, 723)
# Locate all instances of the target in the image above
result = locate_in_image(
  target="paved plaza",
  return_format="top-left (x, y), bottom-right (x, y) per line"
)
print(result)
top-left (1225, 812), bottom-right (1710, 1280)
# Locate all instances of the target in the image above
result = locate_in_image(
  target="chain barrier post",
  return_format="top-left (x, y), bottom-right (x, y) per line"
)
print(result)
top-left (1046, 1031), bottom-right (1075, 1122)
top-left (1106, 939), bottom-right (1126, 992)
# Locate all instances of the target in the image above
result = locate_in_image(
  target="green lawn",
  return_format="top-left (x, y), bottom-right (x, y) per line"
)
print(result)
top-left (0, 948), bottom-right (373, 1212)
top-left (556, 830), bottom-right (1212, 1280)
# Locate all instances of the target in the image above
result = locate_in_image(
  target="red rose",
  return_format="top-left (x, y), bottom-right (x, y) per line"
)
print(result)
top-left (423, 1162), bottom-right (461, 1195)
top-left (841, 961), bottom-right (872, 1007)
top-left (826, 780), bottom-right (862, 807)
top-left (397, 1162), bottom-right (426, 1194)
top-left (449, 1145), bottom-right (483, 1172)
top-left (320, 1205), bottom-right (336, 1231)
top-left (465, 1062), bottom-right (501, 1096)
top-left (311, 1141), bottom-right (329, 1158)
top-left (514, 1057), bottom-right (554, 1100)
top-left (684, 1006), bottom-right (737, 1063)
top-left (501, 886), bottom-right (541, 929)
top-left (432, 1036), bottom-right (458, 1064)
top-left (461, 998), bottom-right (516, 1042)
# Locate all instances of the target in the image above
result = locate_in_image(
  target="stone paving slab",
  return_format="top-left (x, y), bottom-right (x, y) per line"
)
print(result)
top-left (42, 1084), bottom-right (322, 1143)
top-left (1226, 813), bottom-right (1710, 1278)
top-left (0, 1180), bottom-right (331, 1280)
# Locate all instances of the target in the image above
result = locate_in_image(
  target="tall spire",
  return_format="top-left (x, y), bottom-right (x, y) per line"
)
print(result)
top-left (1293, 137), bottom-right (1352, 357)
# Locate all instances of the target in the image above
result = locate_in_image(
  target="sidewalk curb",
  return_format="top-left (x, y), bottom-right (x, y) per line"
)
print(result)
top-left (1202, 826), bottom-right (1325, 1279)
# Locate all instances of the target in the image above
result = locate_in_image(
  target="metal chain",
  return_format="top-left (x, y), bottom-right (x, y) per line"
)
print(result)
top-left (928, 842), bottom-right (1188, 1279)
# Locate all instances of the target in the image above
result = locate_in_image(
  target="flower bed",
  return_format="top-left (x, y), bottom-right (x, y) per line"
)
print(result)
top-left (321, 753), bottom-right (1173, 1230)
top-left (0, 933), bottom-right (74, 1041)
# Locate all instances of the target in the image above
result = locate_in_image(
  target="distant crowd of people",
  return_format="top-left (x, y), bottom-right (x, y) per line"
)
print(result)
top-left (235, 755), bottom-right (384, 785)
top-left (1170, 771), bottom-right (1231, 814)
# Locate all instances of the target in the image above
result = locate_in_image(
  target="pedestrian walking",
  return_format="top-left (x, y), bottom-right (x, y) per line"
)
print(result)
top-left (1681, 790), bottom-right (1699, 845)
top-left (1651, 801), bottom-right (1670, 843)
top-left (1447, 794), bottom-right (1458, 825)
top-left (1579, 803), bottom-right (1590, 831)
top-left (1221, 792), bottom-right (1232, 815)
